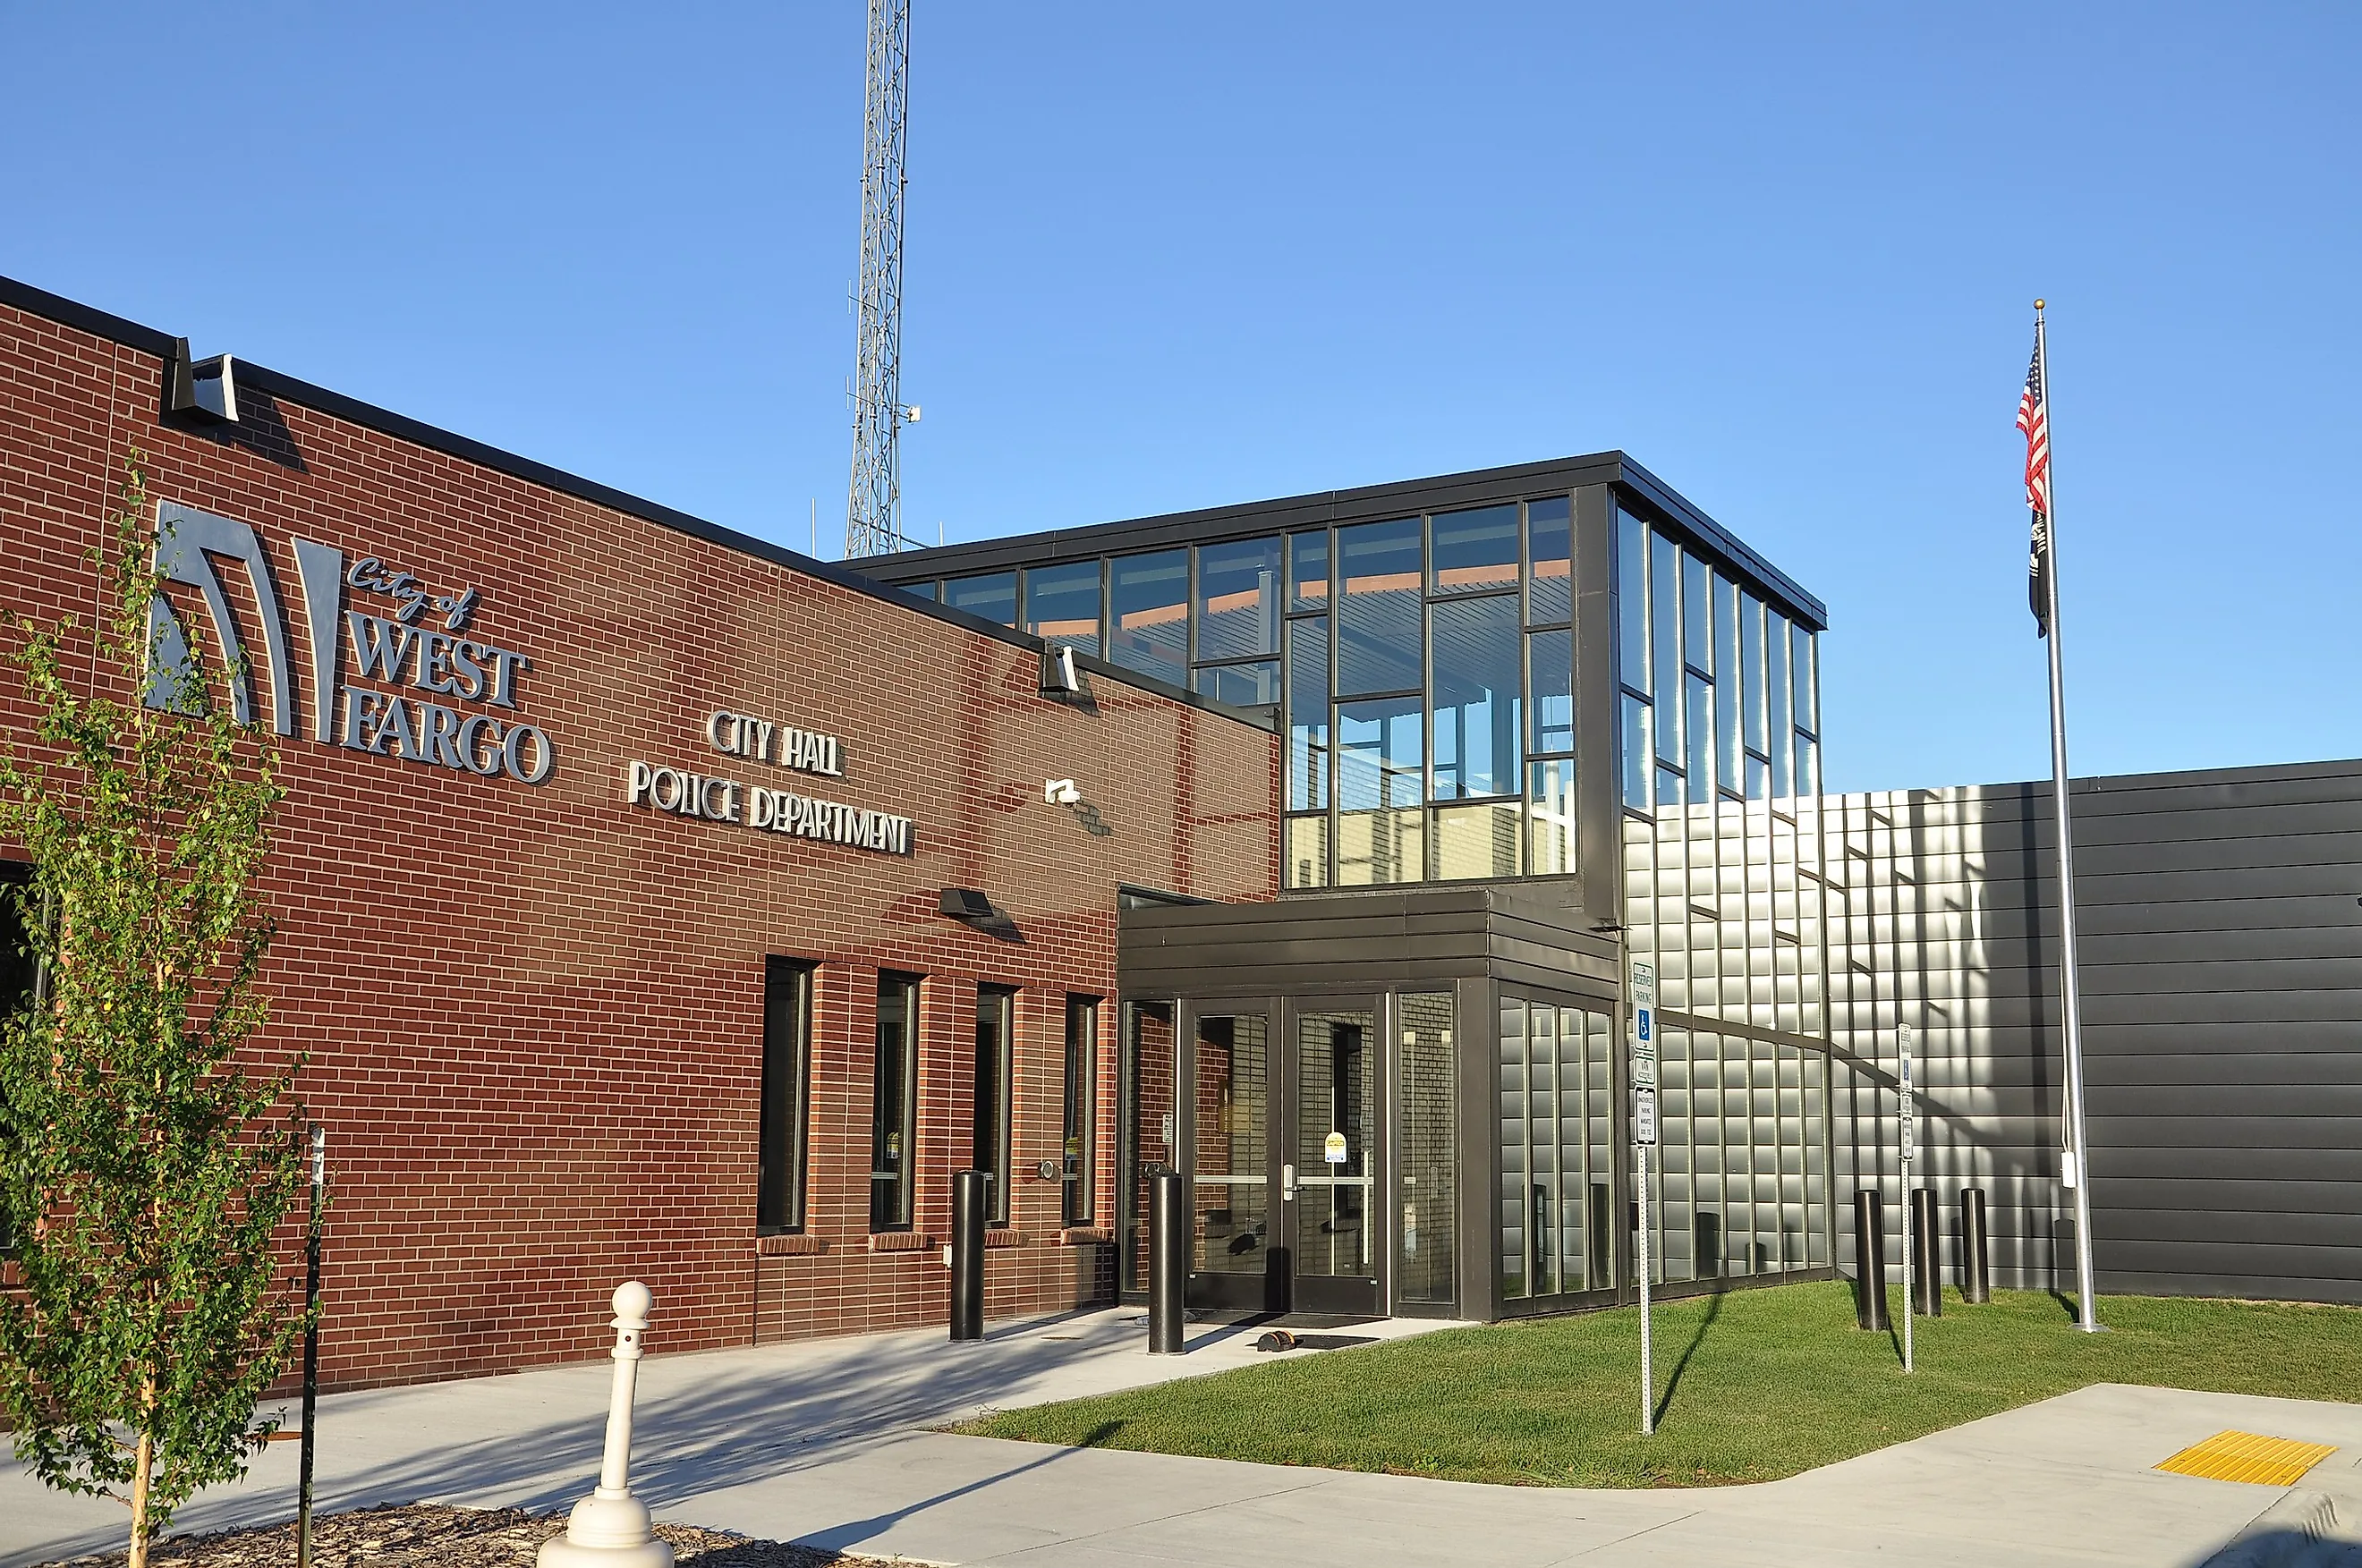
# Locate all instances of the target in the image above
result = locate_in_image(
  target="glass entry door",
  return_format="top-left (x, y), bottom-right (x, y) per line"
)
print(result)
top-left (1185, 997), bottom-right (1382, 1316)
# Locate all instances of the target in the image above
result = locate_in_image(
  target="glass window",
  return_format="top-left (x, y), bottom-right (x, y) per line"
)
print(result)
top-left (905, 581), bottom-right (942, 603)
top-left (1683, 553), bottom-right (1712, 675)
top-left (1287, 617), bottom-right (1330, 812)
top-left (871, 971), bottom-right (921, 1231)
top-left (1194, 660), bottom-right (1279, 708)
top-left (974, 986), bottom-right (1016, 1225)
top-left (1651, 533), bottom-right (1680, 760)
top-left (1685, 673), bottom-right (1713, 799)
top-left (1527, 758), bottom-right (1577, 875)
top-left (1529, 628), bottom-right (1573, 754)
top-left (1741, 590), bottom-right (1767, 762)
top-left (1716, 579), bottom-right (1743, 797)
top-left (1063, 996), bottom-right (1099, 1225)
top-left (1621, 692), bottom-right (1652, 812)
top-left (1109, 549), bottom-right (1189, 685)
top-left (1435, 801), bottom-right (1520, 880)
top-left (1656, 762), bottom-right (1685, 809)
top-left (1117, 1001), bottom-right (1177, 1293)
top-left (1768, 610), bottom-right (1793, 798)
top-left (1617, 508), bottom-right (1648, 694)
top-left (1196, 536), bottom-right (1281, 663)
top-left (1337, 694), bottom-right (1423, 885)
top-left (1431, 504), bottom-right (1517, 595)
top-left (1022, 560), bottom-right (1102, 657)
top-left (757, 957), bottom-right (814, 1234)
top-left (1337, 517), bottom-right (1423, 696)
top-left (1792, 623), bottom-right (1817, 735)
top-left (1288, 530), bottom-right (1330, 614)
top-left (943, 572), bottom-right (1015, 628)
top-left (1431, 594), bottom-right (1520, 801)
top-left (1397, 992), bottom-right (1457, 1306)
top-left (1797, 733), bottom-right (1821, 796)
top-left (1286, 813), bottom-right (1330, 890)
top-left (1526, 496), bottom-right (1571, 625)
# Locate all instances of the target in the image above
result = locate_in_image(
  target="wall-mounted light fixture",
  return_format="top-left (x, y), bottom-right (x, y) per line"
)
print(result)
top-left (164, 338), bottom-right (240, 424)
top-left (1043, 778), bottom-right (1080, 806)
top-left (1038, 643), bottom-right (1082, 698)
top-left (939, 887), bottom-right (994, 924)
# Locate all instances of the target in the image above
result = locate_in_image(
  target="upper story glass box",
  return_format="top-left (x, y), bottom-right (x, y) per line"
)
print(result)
top-left (854, 454), bottom-right (1826, 897)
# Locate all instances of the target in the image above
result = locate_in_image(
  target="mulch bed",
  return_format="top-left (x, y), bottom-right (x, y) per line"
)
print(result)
top-left (33, 1504), bottom-right (913, 1568)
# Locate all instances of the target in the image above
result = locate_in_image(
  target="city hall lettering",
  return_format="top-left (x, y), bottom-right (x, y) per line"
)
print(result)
top-left (624, 761), bottom-right (913, 855)
top-left (146, 501), bottom-right (555, 784)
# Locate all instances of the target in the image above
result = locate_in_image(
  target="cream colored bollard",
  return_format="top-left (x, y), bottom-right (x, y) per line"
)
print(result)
top-left (539, 1282), bottom-right (675, 1568)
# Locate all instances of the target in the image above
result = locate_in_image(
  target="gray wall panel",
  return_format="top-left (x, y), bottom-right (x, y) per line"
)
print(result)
top-left (1833, 758), bottom-right (2362, 1306)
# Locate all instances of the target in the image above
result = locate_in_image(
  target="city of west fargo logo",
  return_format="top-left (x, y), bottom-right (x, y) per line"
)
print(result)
top-left (146, 500), bottom-right (554, 784)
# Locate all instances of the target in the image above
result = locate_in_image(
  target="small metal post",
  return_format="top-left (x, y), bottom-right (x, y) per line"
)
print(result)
top-left (537, 1284), bottom-right (672, 1568)
top-left (1960, 1187), bottom-right (1992, 1304)
top-left (1853, 1190), bottom-right (1889, 1331)
top-left (1911, 1188), bottom-right (1941, 1318)
top-left (296, 1125), bottom-right (325, 1568)
top-left (950, 1170), bottom-right (987, 1342)
top-left (1147, 1169), bottom-right (1186, 1354)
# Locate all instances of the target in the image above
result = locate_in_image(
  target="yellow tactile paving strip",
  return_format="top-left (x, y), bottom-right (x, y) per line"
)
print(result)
top-left (2155, 1430), bottom-right (2339, 1487)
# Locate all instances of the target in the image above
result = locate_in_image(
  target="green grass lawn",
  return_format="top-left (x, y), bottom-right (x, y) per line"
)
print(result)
top-left (957, 1284), bottom-right (2362, 1487)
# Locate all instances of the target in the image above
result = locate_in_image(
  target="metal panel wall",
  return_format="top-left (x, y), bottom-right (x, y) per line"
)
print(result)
top-left (1831, 758), bottom-right (2362, 1305)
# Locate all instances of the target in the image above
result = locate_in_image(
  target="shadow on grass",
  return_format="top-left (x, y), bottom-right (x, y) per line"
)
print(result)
top-left (1652, 1289), bottom-right (1726, 1427)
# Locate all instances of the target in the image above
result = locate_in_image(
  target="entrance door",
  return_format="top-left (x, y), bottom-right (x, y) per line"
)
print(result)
top-left (1185, 998), bottom-right (1381, 1316)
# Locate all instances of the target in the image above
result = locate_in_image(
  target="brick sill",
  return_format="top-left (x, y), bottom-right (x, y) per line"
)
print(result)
top-left (984, 1230), bottom-right (1026, 1250)
top-left (1057, 1226), bottom-right (1114, 1245)
top-left (755, 1233), bottom-right (829, 1257)
top-left (868, 1232), bottom-right (938, 1254)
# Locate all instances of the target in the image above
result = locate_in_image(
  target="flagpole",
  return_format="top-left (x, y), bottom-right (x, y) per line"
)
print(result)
top-left (2035, 299), bottom-right (2101, 1333)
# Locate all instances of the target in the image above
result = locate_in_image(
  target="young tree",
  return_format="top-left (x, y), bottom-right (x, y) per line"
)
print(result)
top-left (0, 459), bottom-right (305, 1568)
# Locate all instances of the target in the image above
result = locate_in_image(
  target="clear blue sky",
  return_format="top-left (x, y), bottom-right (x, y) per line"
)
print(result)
top-left (5, 4), bottom-right (2355, 793)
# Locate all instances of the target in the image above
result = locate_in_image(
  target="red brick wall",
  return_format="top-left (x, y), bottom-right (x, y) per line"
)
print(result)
top-left (0, 293), bottom-right (1279, 1390)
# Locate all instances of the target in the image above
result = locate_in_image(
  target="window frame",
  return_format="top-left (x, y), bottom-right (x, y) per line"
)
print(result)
top-left (757, 956), bottom-right (817, 1235)
top-left (1062, 995), bottom-right (1100, 1226)
top-left (974, 984), bottom-right (1017, 1226)
top-left (871, 970), bottom-right (922, 1233)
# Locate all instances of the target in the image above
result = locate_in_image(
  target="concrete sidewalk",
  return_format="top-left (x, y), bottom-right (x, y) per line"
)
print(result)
top-left (8, 1309), bottom-right (2361, 1567)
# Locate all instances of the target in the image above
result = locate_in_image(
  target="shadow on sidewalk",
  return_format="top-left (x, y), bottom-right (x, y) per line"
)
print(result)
top-left (795, 1423), bottom-right (1120, 1553)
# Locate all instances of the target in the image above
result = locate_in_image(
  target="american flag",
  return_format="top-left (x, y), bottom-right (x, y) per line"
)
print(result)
top-left (2017, 339), bottom-right (2051, 516)
top-left (2018, 330), bottom-right (2052, 635)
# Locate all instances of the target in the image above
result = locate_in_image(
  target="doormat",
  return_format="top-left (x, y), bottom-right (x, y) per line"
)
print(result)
top-left (2155, 1430), bottom-right (2338, 1487)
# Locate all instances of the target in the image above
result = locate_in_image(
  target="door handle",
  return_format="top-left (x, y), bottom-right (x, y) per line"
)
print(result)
top-left (1282, 1163), bottom-right (1297, 1201)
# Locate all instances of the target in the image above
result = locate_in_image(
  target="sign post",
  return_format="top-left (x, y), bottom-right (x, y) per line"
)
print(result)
top-left (1629, 959), bottom-right (1659, 1435)
top-left (1899, 1022), bottom-right (1916, 1375)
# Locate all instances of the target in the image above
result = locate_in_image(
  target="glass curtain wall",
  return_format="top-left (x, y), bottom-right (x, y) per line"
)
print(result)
top-left (1497, 996), bottom-right (1617, 1302)
top-left (1615, 501), bottom-right (1835, 1281)
top-left (926, 495), bottom-right (1577, 890)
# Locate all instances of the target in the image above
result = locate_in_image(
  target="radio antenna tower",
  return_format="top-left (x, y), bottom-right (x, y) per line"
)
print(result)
top-left (845, 0), bottom-right (912, 558)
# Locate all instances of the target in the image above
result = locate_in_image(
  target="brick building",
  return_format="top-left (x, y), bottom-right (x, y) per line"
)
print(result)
top-left (0, 275), bottom-right (1279, 1390)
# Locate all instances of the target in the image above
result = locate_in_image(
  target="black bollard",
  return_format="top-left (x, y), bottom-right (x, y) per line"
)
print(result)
top-left (950, 1169), bottom-right (986, 1342)
top-left (1960, 1187), bottom-right (1991, 1304)
top-left (1853, 1188), bottom-right (1890, 1330)
top-left (1911, 1188), bottom-right (1941, 1317)
top-left (1147, 1168), bottom-right (1187, 1354)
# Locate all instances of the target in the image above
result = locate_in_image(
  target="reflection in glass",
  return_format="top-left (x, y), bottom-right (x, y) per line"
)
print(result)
top-left (1717, 580), bottom-right (1743, 796)
top-left (973, 987), bottom-right (1015, 1224)
top-left (1431, 594), bottom-right (1520, 801)
top-left (1296, 1010), bottom-right (1375, 1280)
top-left (1338, 694), bottom-right (1423, 886)
top-left (1285, 813), bottom-right (1330, 890)
top-left (1117, 1001), bottom-right (1176, 1293)
top-left (1652, 533), bottom-right (1680, 761)
top-left (1435, 801), bottom-right (1521, 880)
top-left (1337, 517), bottom-right (1422, 696)
top-left (1526, 496), bottom-right (1572, 625)
top-left (1287, 530), bottom-right (1330, 613)
top-left (1194, 660), bottom-right (1278, 708)
top-left (1499, 999), bottom-right (1614, 1299)
top-left (1768, 609), bottom-right (1793, 798)
top-left (1529, 628), bottom-right (1573, 754)
top-left (1621, 693), bottom-right (1652, 811)
top-left (943, 572), bottom-right (1016, 628)
top-left (1287, 616), bottom-right (1330, 811)
top-left (1196, 536), bottom-right (1281, 662)
top-left (1685, 673), bottom-right (1713, 798)
top-left (1336, 807), bottom-right (1422, 886)
top-left (1431, 504), bottom-right (1518, 595)
top-left (1527, 759), bottom-right (1577, 875)
top-left (871, 971), bottom-right (921, 1231)
top-left (1022, 559), bottom-right (1102, 657)
top-left (1109, 550), bottom-right (1189, 684)
top-left (1193, 1013), bottom-right (1270, 1276)
top-left (1793, 623), bottom-right (1817, 735)
top-left (1656, 763), bottom-right (1684, 810)
top-left (1683, 552), bottom-right (1712, 675)
top-left (1617, 507), bottom-right (1648, 695)
top-left (1397, 992), bottom-right (1457, 1305)
top-left (1741, 590), bottom-right (1767, 767)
